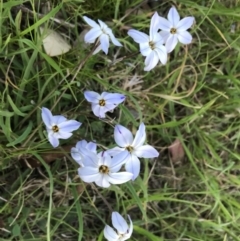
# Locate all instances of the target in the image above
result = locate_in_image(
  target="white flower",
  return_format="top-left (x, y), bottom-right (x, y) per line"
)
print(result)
top-left (41, 107), bottom-right (82, 148)
top-left (84, 91), bottom-right (125, 118)
top-left (107, 123), bottom-right (159, 180)
top-left (78, 151), bottom-right (133, 188)
top-left (83, 16), bottom-right (122, 55)
top-left (104, 212), bottom-right (133, 241)
top-left (71, 140), bottom-right (97, 166)
top-left (127, 12), bottom-right (167, 71)
top-left (158, 6), bottom-right (195, 53)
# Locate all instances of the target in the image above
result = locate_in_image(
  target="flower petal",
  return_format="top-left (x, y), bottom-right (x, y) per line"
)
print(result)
top-left (84, 91), bottom-right (100, 103)
top-left (101, 152), bottom-right (112, 167)
top-left (168, 7), bottom-right (180, 26)
top-left (71, 147), bottom-right (83, 165)
top-left (55, 131), bottom-right (72, 139)
top-left (158, 17), bottom-right (172, 31)
top-left (95, 174), bottom-right (111, 188)
top-left (125, 155), bottom-right (140, 180)
top-left (139, 43), bottom-right (151, 57)
top-left (86, 142), bottom-right (97, 153)
top-left (84, 28), bottom-right (102, 43)
top-left (104, 225), bottom-right (119, 241)
top-left (78, 166), bottom-right (100, 182)
top-left (107, 146), bottom-right (125, 156)
top-left (81, 150), bottom-right (99, 167)
top-left (48, 135), bottom-right (59, 148)
top-left (76, 140), bottom-right (87, 149)
top-left (41, 107), bottom-right (52, 127)
top-left (58, 120), bottom-right (81, 132)
top-left (132, 123), bottom-right (146, 149)
top-left (165, 34), bottom-right (178, 53)
top-left (112, 212), bottom-right (129, 234)
top-left (177, 31), bottom-right (192, 44)
top-left (98, 19), bottom-right (108, 29)
top-left (176, 17), bottom-right (194, 31)
top-left (128, 29), bottom-right (149, 43)
top-left (100, 34), bottom-right (109, 55)
top-left (83, 16), bottom-right (99, 28)
top-left (144, 51), bottom-right (159, 71)
top-left (108, 31), bottom-right (122, 46)
top-left (135, 145), bottom-right (159, 158)
top-left (107, 172), bottom-right (133, 185)
top-left (103, 103), bottom-right (118, 112)
top-left (52, 115), bottom-right (67, 125)
top-left (103, 92), bottom-right (126, 105)
top-left (149, 12), bottom-right (160, 40)
top-left (159, 31), bottom-right (171, 43)
top-left (127, 215), bottom-right (133, 238)
top-left (151, 31), bottom-right (164, 43)
top-left (93, 44), bottom-right (102, 55)
top-left (155, 45), bottom-right (168, 65)
top-left (110, 151), bottom-right (129, 172)
top-left (114, 124), bottom-right (133, 147)
top-left (92, 103), bottom-right (106, 118)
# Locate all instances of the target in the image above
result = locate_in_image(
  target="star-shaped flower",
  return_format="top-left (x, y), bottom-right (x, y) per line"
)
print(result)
top-left (71, 140), bottom-right (97, 166)
top-left (127, 12), bottom-right (167, 71)
top-left (104, 212), bottom-right (133, 241)
top-left (83, 16), bottom-right (122, 55)
top-left (41, 107), bottom-right (81, 148)
top-left (84, 91), bottom-right (125, 118)
top-left (107, 123), bottom-right (159, 180)
top-left (158, 6), bottom-right (195, 53)
top-left (78, 151), bottom-right (133, 188)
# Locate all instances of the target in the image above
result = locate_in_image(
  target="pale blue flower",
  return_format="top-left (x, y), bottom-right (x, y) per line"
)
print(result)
top-left (128, 12), bottom-right (167, 71)
top-left (78, 151), bottom-right (132, 188)
top-left (107, 123), bottom-right (159, 180)
top-left (104, 212), bottom-right (133, 241)
top-left (158, 7), bottom-right (195, 53)
top-left (83, 16), bottom-right (122, 55)
top-left (71, 140), bottom-right (97, 166)
top-left (41, 107), bottom-right (81, 148)
top-left (84, 91), bottom-right (125, 118)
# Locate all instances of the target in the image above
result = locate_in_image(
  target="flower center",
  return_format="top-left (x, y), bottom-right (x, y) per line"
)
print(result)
top-left (118, 230), bottom-right (129, 239)
top-left (126, 146), bottom-right (134, 153)
top-left (118, 233), bottom-right (125, 238)
top-left (170, 28), bottom-right (177, 34)
top-left (149, 41), bottom-right (155, 50)
top-left (99, 165), bottom-right (109, 174)
top-left (52, 125), bottom-right (59, 133)
top-left (99, 99), bottom-right (106, 106)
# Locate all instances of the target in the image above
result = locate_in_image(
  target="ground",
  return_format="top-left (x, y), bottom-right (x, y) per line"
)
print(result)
top-left (1, 0), bottom-right (240, 240)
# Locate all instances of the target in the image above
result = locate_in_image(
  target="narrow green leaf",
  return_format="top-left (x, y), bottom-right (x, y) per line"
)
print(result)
top-left (71, 185), bottom-right (83, 241)
top-left (0, 110), bottom-right (14, 117)
top-left (14, 9), bottom-right (22, 33)
top-left (126, 183), bottom-right (147, 221)
top-left (7, 95), bottom-right (27, 116)
top-left (7, 121), bottom-right (33, 147)
top-left (134, 226), bottom-right (164, 241)
top-left (0, 116), bottom-right (12, 142)
top-left (20, 4), bottom-right (63, 36)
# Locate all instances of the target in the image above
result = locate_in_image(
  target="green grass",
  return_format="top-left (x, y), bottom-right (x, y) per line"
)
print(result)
top-left (1, 0), bottom-right (240, 240)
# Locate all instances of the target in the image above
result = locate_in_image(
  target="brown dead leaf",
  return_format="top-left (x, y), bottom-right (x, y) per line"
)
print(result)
top-left (76, 183), bottom-right (86, 195)
top-left (168, 139), bottom-right (185, 164)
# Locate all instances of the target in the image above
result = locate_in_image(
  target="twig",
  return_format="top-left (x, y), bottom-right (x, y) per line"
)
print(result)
top-left (119, 0), bottom-right (149, 22)
top-left (15, 4), bottom-right (75, 29)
